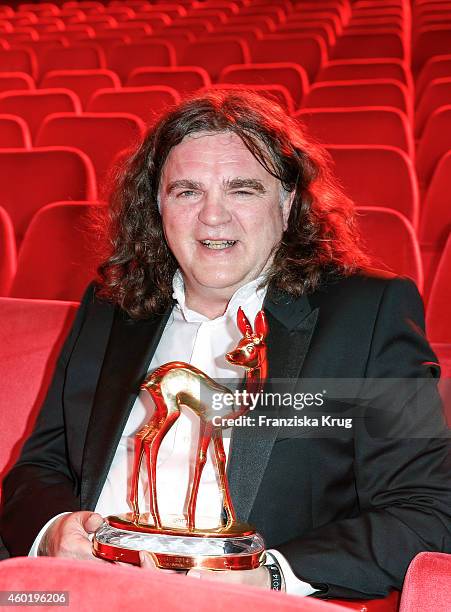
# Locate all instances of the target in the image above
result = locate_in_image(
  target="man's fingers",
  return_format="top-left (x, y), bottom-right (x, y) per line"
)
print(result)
top-left (139, 551), bottom-right (159, 569)
top-left (81, 512), bottom-right (104, 533)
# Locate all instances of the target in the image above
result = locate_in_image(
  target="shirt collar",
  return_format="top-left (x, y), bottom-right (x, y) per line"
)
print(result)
top-left (172, 269), bottom-right (267, 324)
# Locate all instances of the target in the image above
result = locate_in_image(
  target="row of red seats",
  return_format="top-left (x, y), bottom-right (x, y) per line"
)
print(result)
top-left (0, 197), bottom-right (446, 329)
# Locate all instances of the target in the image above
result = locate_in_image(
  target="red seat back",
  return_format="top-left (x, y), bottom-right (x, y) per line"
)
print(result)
top-left (41, 69), bottom-right (121, 109)
top-left (0, 206), bottom-right (16, 296)
top-left (126, 66), bottom-right (211, 95)
top-left (0, 114), bottom-right (32, 148)
top-left (36, 112), bottom-right (145, 191)
top-left (0, 147), bottom-right (97, 245)
top-left (399, 552), bottom-right (451, 612)
top-left (10, 201), bottom-right (103, 302)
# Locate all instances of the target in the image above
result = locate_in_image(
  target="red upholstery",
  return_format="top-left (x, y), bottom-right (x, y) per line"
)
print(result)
top-left (326, 145), bottom-right (419, 229)
top-left (356, 206), bottom-right (423, 291)
top-left (0, 114), bottom-right (32, 148)
top-left (0, 72), bottom-right (35, 92)
top-left (0, 89), bottom-right (81, 143)
top-left (219, 62), bottom-right (309, 107)
top-left (415, 77), bottom-right (451, 137)
top-left (399, 552), bottom-right (451, 612)
top-left (331, 32), bottom-right (405, 60)
top-left (41, 69), bottom-right (121, 109)
top-left (426, 232), bottom-right (451, 343)
top-left (304, 79), bottom-right (410, 117)
top-left (0, 557), bottom-right (348, 612)
top-left (127, 66), bottom-right (211, 94)
top-left (38, 44), bottom-right (106, 78)
top-left (415, 54), bottom-right (451, 103)
top-left (180, 38), bottom-right (250, 80)
top-left (296, 107), bottom-right (413, 158)
top-left (207, 83), bottom-right (294, 114)
top-left (107, 41), bottom-right (176, 82)
top-left (0, 206), bottom-right (16, 296)
top-left (412, 26), bottom-right (451, 75)
top-left (87, 85), bottom-right (180, 125)
top-left (10, 201), bottom-right (103, 301)
top-left (0, 297), bottom-right (78, 481)
top-left (416, 105), bottom-right (451, 189)
top-left (36, 112), bottom-right (145, 190)
top-left (0, 147), bottom-right (96, 245)
top-left (0, 48), bottom-right (38, 80)
top-left (250, 35), bottom-right (327, 82)
top-left (420, 150), bottom-right (451, 294)
top-left (317, 58), bottom-right (410, 85)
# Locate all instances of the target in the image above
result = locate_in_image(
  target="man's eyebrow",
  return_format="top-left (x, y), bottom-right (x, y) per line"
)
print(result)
top-left (166, 179), bottom-right (203, 194)
top-left (224, 178), bottom-right (267, 193)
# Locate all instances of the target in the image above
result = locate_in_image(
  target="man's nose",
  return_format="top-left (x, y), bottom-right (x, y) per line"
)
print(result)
top-left (198, 193), bottom-right (232, 226)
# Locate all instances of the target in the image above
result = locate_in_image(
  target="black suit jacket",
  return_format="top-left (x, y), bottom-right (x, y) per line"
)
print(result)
top-left (1, 271), bottom-right (450, 599)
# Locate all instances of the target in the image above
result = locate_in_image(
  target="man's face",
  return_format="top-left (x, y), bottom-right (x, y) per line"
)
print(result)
top-left (159, 131), bottom-right (292, 307)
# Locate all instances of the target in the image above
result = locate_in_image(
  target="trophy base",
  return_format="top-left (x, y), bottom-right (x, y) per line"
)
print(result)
top-left (93, 513), bottom-right (266, 570)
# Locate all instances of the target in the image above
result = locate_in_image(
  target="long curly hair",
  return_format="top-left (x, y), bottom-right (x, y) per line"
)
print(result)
top-left (96, 89), bottom-right (370, 319)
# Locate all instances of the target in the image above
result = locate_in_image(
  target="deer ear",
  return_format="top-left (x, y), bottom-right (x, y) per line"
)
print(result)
top-left (254, 310), bottom-right (268, 340)
top-left (237, 307), bottom-right (252, 336)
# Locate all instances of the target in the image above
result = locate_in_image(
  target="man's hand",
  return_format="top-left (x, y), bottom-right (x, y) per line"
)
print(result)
top-left (187, 566), bottom-right (272, 589)
top-left (140, 552), bottom-right (272, 588)
top-left (38, 511), bottom-right (104, 560)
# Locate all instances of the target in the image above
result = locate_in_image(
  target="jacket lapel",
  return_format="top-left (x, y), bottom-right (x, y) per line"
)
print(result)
top-left (227, 289), bottom-right (319, 522)
top-left (80, 306), bottom-right (172, 508)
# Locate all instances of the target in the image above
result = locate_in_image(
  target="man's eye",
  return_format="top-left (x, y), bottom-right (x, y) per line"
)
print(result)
top-left (232, 190), bottom-right (253, 196)
top-left (177, 190), bottom-right (197, 198)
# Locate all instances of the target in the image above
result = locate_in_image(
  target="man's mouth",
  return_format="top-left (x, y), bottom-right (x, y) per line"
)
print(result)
top-left (200, 240), bottom-right (237, 250)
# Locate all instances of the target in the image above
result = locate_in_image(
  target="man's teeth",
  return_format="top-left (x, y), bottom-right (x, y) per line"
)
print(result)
top-left (201, 240), bottom-right (236, 250)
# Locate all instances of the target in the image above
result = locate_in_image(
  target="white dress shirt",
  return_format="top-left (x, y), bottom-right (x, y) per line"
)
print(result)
top-left (30, 271), bottom-right (316, 597)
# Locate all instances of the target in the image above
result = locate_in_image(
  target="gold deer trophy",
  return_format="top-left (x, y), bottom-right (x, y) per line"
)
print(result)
top-left (93, 307), bottom-right (269, 570)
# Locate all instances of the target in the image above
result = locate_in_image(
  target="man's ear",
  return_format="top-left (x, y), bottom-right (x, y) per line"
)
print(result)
top-left (282, 190), bottom-right (295, 231)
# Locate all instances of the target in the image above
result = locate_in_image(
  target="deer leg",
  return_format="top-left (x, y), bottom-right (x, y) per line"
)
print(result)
top-left (187, 420), bottom-right (213, 531)
top-left (212, 428), bottom-right (237, 528)
top-left (129, 429), bottom-right (149, 523)
top-left (145, 411), bottom-right (180, 530)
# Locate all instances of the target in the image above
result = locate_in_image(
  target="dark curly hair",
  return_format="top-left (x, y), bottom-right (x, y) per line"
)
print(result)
top-left (96, 89), bottom-right (370, 319)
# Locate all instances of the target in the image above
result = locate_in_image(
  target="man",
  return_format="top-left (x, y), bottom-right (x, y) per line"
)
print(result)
top-left (1, 91), bottom-right (450, 599)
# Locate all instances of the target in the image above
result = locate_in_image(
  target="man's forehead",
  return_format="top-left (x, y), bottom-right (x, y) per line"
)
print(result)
top-left (161, 131), bottom-right (276, 182)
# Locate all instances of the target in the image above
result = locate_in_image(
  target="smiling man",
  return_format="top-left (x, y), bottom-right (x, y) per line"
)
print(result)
top-left (1, 91), bottom-right (450, 601)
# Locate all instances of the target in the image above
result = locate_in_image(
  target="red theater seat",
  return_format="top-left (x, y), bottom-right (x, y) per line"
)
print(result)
top-left (296, 107), bottom-right (413, 158)
top-left (40, 69), bottom-right (121, 110)
top-left (0, 72), bottom-right (35, 93)
top-left (219, 62), bottom-right (309, 107)
top-left (0, 89), bottom-right (81, 143)
top-left (36, 113), bottom-right (145, 191)
top-left (0, 48), bottom-right (38, 80)
top-left (412, 26), bottom-right (451, 75)
top-left (356, 206), bottom-right (423, 291)
top-left (0, 147), bottom-right (96, 246)
top-left (426, 232), bottom-right (451, 343)
top-left (327, 145), bottom-right (419, 229)
top-left (317, 59), bottom-right (410, 86)
top-left (399, 552), bottom-right (451, 612)
top-left (0, 206), bottom-right (16, 296)
top-left (420, 150), bottom-right (451, 276)
top-left (0, 298), bottom-right (78, 483)
top-left (415, 78), bottom-right (451, 137)
top-left (87, 86), bottom-right (180, 125)
top-left (415, 55), bottom-right (451, 103)
top-left (0, 115), bottom-right (32, 149)
top-left (331, 32), bottom-right (405, 60)
top-left (304, 79), bottom-right (410, 118)
top-left (126, 66), bottom-right (211, 95)
top-left (10, 201), bottom-right (103, 302)
top-left (38, 44), bottom-right (106, 78)
top-left (206, 83), bottom-right (294, 114)
top-left (416, 105), bottom-right (451, 189)
top-left (107, 41), bottom-right (176, 83)
top-left (180, 38), bottom-right (250, 80)
top-left (250, 35), bottom-right (326, 82)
